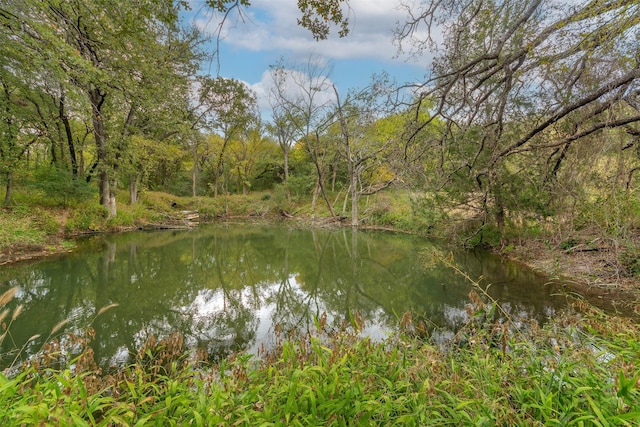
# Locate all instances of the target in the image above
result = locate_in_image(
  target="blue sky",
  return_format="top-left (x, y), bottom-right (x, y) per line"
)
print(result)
top-left (183, 0), bottom-right (432, 116)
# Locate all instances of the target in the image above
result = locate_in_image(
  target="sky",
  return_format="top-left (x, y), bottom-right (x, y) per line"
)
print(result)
top-left (182, 0), bottom-right (432, 117)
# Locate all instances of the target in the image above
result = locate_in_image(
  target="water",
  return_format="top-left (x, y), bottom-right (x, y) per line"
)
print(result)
top-left (0, 223), bottom-right (568, 368)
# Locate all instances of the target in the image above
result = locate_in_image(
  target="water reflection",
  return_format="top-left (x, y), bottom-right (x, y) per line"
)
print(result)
top-left (0, 224), bottom-right (568, 368)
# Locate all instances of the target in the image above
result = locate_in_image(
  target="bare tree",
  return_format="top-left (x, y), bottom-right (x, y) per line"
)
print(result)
top-left (330, 74), bottom-right (403, 226)
top-left (267, 66), bottom-right (305, 199)
top-left (267, 57), bottom-right (337, 215)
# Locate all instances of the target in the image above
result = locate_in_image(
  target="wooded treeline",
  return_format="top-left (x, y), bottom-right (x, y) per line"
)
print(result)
top-left (1, 0), bottom-right (640, 244)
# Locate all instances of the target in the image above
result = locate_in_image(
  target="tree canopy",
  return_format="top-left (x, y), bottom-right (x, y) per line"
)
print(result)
top-left (396, 0), bottom-right (640, 228)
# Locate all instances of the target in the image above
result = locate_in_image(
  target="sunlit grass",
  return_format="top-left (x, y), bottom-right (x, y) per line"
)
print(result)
top-left (0, 210), bottom-right (48, 249)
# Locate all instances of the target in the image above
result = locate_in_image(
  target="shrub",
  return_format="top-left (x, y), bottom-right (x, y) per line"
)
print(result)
top-left (29, 167), bottom-right (95, 208)
top-left (619, 245), bottom-right (640, 277)
top-left (65, 203), bottom-right (107, 232)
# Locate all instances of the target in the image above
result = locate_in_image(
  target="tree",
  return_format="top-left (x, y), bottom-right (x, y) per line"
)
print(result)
top-left (268, 65), bottom-right (306, 199)
top-left (204, 0), bottom-right (351, 41)
top-left (396, 0), bottom-right (640, 229)
top-left (1, 2), bottom-right (62, 205)
top-left (267, 57), bottom-right (338, 215)
top-left (196, 76), bottom-right (259, 196)
top-left (330, 74), bottom-right (404, 226)
top-left (2, 0), bottom-right (201, 217)
top-left (228, 124), bottom-right (277, 195)
top-left (0, 78), bottom-right (33, 206)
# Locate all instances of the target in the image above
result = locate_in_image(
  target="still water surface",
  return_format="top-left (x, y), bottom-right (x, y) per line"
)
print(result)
top-left (0, 224), bottom-right (569, 368)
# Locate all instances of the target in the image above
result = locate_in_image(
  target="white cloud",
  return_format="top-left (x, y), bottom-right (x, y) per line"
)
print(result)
top-left (248, 66), bottom-right (338, 122)
top-left (186, 0), bottom-right (432, 119)
top-left (191, 0), bottom-right (424, 65)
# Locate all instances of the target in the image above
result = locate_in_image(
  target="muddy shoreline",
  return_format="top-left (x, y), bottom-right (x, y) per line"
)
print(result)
top-left (499, 239), bottom-right (640, 316)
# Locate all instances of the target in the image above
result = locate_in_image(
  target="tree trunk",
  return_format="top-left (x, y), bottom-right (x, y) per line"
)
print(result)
top-left (350, 173), bottom-right (358, 227)
top-left (192, 141), bottom-right (198, 197)
top-left (3, 171), bottom-right (12, 206)
top-left (213, 169), bottom-right (220, 197)
top-left (312, 161), bottom-right (336, 217)
top-left (129, 172), bottom-right (140, 204)
top-left (213, 136), bottom-right (231, 198)
top-left (332, 84), bottom-right (356, 225)
top-left (311, 179), bottom-right (320, 211)
top-left (89, 87), bottom-right (115, 217)
top-left (50, 138), bottom-right (57, 165)
top-left (283, 147), bottom-right (291, 200)
top-left (59, 90), bottom-right (78, 177)
top-left (308, 132), bottom-right (336, 217)
top-left (107, 176), bottom-right (117, 217)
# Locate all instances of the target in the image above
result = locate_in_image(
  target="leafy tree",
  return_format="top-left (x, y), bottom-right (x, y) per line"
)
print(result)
top-left (2, 0), bottom-right (201, 216)
top-left (396, 0), bottom-right (640, 230)
top-left (0, 2), bottom-right (59, 205)
top-left (0, 79), bottom-right (33, 206)
top-left (196, 76), bottom-right (259, 196)
top-left (228, 124), bottom-right (279, 195)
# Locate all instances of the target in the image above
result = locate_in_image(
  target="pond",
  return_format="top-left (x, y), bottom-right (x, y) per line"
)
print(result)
top-left (0, 223), bottom-right (569, 369)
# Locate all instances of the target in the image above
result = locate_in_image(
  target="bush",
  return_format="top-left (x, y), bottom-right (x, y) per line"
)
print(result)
top-left (107, 210), bottom-right (135, 228)
top-left (65, 203), bottom-right (107, 232)
top-left (619, 245), bottom-right (640, 277)
top-left (29, 167), bottom-right (95, 207)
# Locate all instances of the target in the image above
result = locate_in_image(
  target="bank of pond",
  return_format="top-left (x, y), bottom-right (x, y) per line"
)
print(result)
top-left (0, 224), bottom-right (638, 424)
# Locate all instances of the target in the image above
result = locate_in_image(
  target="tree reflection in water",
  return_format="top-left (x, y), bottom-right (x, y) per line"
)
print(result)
top-left (0, 224), bottom-right (568, 368)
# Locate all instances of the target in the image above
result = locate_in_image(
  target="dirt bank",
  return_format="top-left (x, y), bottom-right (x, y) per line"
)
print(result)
top-left (500, 238), bottom-right (640, 316)
top-left (0, 239), bottom-right (71, 266)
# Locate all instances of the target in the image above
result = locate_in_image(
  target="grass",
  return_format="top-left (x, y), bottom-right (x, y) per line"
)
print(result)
top-left (0, 209), bottom-right (49, 248)
top-left (0, 282), bottom-right (638, 426)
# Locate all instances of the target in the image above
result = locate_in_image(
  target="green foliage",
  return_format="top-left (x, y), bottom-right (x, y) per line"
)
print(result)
top-left (287, 173), bottom-right (316, 199)
top-left (577, 191), bottom-right (640, 238)
top-left (64, 203), bottom-right (107, 232)
top-left (365, 191), bottom-right (447, 234)
top-left (0, 209), bottom-right (48, 248)
top-left (466, 224), bottom-right (503, 248)
top-left (409, 192), bottom-right (448, 229)
top-left (368, 194), bottom-right (415, 229)
top-left (560, 238), bottom-right (578, 251)
top-left (619, 245), bottom-right (640, 277)
top-left (196, 193), bottom-right (274, 220)
top-left (106, 210), bottom-right (135, 229)
top-left (28, 167), bottom-right (95, 208)
top-left (270, 183), bottom-right (293, 212)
